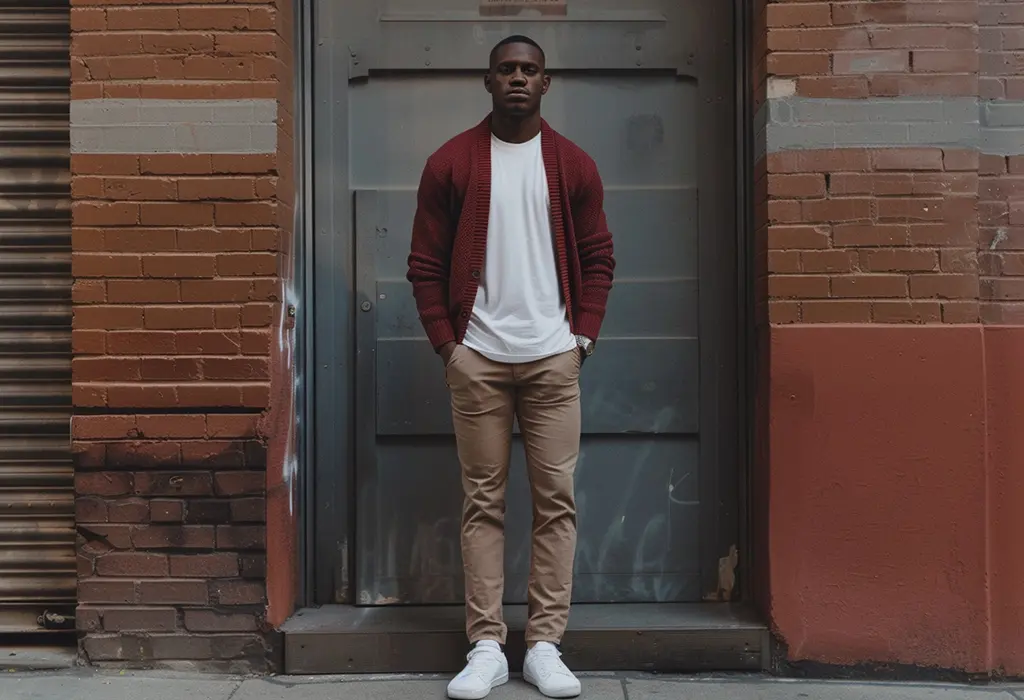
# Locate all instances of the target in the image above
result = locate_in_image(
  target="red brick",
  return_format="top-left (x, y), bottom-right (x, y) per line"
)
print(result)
top-left (108, 499), bottom-right (151, 524)
top-left (769, 149), bottom-right (872, 174)
top-left (132, 525), bottom-right (216, 549)
top-left (107, 330), bottom-right (176, 355)
top-left (241, 303), bottom-right (273, 327)
top-left (142, 32), bottom-right (215, 55)
top-left (768, 275), bottom-right (830, 299)
top-left (106, 384), bottom-right (180, 408)
top-left (797, 76), bottom-right (869, 99)
top-left (76, 305), bottom-right (145, 331)
top-left (104, 9), bottom-right (178, 30)
top-left (830, 173), bottom-right (912, 196)
top-left (178, 177), bottom-right (257, 201)
top-left (176, 331), bottom-right (244, 354)
top-left (208, 415), bottom-right (259, 439)
top-left (216, 253), bottom-right (277, 276)
top-left (832, 274), bottom-right (908, 299)
top-left (140, 155), bottom-right (213, 176)
top-left (803, 198), bottom-right (872, 223)
top-left (179, 7), bottom-right (250, 30)
top-left (95, 552), bottom-right (168, 577)
top-left (872, 301), bottom-right (942, 323)
top-left (76, 472), bottom-right (134, 497)
top-left (169, 553), bottom-right (239, 578)
top-left (181, 280), bottom-right (254, 303)
top-left (941, 249), bottom-right (979, 274)
top-left (106, 440), bottom-right (181, 467)
top-left (143, 255), bottom-right (217, 279)
top-left (910, 274), bottom-right (979, 299)
top-left (799, 250), bottom-right (856, 273)
top-left (860, 249), bottom-right (939, 273)
top-left (177, 228), bottom-right (251, 252)
top-left (102, 607), bottom-right (178, 632)
top-left (181, 440), bottom-right (246, 466)
top-left (72, 155), bottom-right (140, 176)
top-left (801, 300), bottom-right (873, 323)
top-left (105, 228), bottom-right (178, 252)
top-left (139, 579), bottom-right (209, 605)
top-left (214, 471), bottom-right (265, 497)
top-left (768, 174), bottom-right (826, 198)
top-left (71, 8), bottom-right (106, 31)
top-left (241, 330), bottom-right (271, 355)
top-left (216, 202), bottom-right (276, 226)
top-left (212, 579), bottom-right (265, 605)
top-left (134, 473), bottom-right (214, 497)
top-left (215, 32), bottom-right (278, 55)
top-left (74, 415), bottom-right (138, 438)
top-left (137, 415), bottom-right (207, 439)
top-left (107, 280), bottom-right (179, 304)
top-left (77, 497), bottom-right (108, 523)
top-left (873, 149), bottom-right (944, 172)
top-left (177, 384), bottom-right (245, 408)
top-left (767, 27), bottom-right (869, 51)
top-left (211, 154), bottom-right (276, 174)
top-left (202, 358), bottom-right (269, 380)
top-left (151, 500), bottom-right (185, 523)
top-left (766, 3), bottom-right (831, 27)
top-left (230, 498), bottom-right (266, 523)
top-left (140, 358), bottom-right (202, 381)
top-left (184, 610), bottom-right (258, 632)
top-left (944, 149), bottom-right (979, 172)
top-left (912, 50), bottom-right (979, 74)
top-left (73, 202), bottom-right (140, 226)
top-left (79, 579), bottom-right (136, 605)
top-left (140, 203), bottom-right (215, 227)
top-left (73, 254), bottom-right (142, 278)
top-left (877, 198), bottom-right (945, 222)
top-left (145, 306), bottom-right (216, 330)
top-left (72, 329), bottom-right (106, 354)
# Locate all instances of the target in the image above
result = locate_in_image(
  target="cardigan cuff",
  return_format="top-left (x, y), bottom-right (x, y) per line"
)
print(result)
top-left (576, 311), bottom-right (604, 342)
top-left (425, 318), bottom-right (457, 352)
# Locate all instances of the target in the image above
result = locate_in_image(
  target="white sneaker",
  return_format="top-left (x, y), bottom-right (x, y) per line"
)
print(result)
top-left (523, 642), bottom-right (581, 698)
top-left (446, 640), bottom-right (509, 700)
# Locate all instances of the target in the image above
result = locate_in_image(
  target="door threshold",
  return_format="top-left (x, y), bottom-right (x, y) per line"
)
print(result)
top-left (281, 602), bottom-right (769, 674)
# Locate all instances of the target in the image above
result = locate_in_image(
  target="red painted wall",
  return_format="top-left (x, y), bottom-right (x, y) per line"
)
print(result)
top-left (766, 324), bottom-right (1024, 675)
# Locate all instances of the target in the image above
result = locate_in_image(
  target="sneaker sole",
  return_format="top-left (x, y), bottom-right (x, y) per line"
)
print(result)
top-left (523, 671), bottom-right (581, 698)
top-left (447, 672), bottom-right (509, 700)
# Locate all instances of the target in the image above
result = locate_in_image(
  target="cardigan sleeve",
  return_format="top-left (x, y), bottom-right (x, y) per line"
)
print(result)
top-left (407, 158), bottom-right (457, 351)
top-left (572, 162), bottom-right (616, 341)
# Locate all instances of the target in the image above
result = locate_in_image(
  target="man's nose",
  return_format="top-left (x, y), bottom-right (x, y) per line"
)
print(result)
top-left (510, 69), bottom-right (527, 84)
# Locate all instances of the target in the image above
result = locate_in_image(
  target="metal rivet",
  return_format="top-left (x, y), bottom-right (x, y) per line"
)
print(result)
top-left (287, 305), bottom-right (296, 317)
top-left (361, 301), bottom-right (372, 312)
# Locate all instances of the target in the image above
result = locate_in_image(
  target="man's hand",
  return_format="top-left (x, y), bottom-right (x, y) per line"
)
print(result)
top-left (440, 341), bottom-right (457, 366)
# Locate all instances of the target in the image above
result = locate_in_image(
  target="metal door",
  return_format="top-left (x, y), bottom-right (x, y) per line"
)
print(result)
top-left (312, 0), bottom-right (738, 606)
top-left (0, 1), bottom-right (76, 630)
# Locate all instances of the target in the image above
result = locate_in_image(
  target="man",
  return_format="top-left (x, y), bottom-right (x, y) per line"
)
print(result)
top-left (407, 35), bottom-right (615, 700)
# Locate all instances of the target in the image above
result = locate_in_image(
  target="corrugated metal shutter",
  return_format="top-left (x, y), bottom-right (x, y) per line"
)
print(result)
top-left (0, 1), bottom-right (75, 632)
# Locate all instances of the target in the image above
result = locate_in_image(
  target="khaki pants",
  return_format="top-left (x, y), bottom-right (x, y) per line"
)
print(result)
top-left (445, 344), bottom-right (581, 646)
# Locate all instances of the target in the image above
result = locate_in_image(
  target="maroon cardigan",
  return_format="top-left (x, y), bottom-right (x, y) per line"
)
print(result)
top-left (407, 116), bottom-right (616, 352)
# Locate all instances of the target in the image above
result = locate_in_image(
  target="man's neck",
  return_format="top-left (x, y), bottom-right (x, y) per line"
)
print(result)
top-left (490, 112), bottom-right (541, 144)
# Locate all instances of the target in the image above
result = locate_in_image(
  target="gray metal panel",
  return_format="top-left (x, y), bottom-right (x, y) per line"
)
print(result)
top-left (316, 0), bottom-right (741, 609)
top-left (352, 15), bottom-right (691, 75)
top-left (350, 75), bottom-right (698, 188)
top-left (357, 435), bottom-right (700, 605)
top-left (311, 0), bottom-right (358, 604)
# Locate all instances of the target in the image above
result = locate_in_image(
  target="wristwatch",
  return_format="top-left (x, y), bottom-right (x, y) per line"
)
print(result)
top-left (575, 335), bottom-right (595, 358)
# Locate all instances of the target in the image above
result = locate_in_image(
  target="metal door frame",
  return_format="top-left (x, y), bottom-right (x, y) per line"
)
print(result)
top-left (299, 0), bottom-right (749, 608)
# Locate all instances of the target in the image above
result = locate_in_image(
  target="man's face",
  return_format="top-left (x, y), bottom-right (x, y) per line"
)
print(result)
top-left (486, 42), bottom-right (550, 117)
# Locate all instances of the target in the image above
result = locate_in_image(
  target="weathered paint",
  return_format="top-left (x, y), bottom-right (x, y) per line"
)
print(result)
top-left (985, 327), bottom-right (1024, 674)
top-left (767, 325), bottom-right (991, 672)
top-left (764, 96), bottom-right (1024, 155)
top-left (70, 99), bottom-right (278, 154)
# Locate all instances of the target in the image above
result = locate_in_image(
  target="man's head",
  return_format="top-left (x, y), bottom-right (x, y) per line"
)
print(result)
top-left (485, 35), bottom-right (550, 118)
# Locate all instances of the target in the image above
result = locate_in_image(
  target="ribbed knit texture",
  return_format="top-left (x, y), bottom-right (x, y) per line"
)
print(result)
top-left (407, 116), bottom-right (616, 352)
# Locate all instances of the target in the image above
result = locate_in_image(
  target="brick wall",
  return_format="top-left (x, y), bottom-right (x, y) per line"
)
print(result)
top-left (70, 0), bottom-right (295, 670)
top-left (761, 0), bottom-right (1024, 326)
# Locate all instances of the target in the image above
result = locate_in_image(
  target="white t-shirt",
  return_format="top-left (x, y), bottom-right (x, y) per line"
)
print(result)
top-left (461, 133), bottom-right (576, 364)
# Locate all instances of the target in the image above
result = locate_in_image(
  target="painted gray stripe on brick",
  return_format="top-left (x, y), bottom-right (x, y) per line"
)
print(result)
top-left (765, 96), bottom-right (1024, 156)
top-left (70, 99), bottom-right (278, 154)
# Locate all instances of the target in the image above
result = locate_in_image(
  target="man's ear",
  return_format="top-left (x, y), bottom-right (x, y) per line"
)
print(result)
top-left (541, 74), bottom-right (551, 95)
top-left (484, 73), bottom-right (493, 94)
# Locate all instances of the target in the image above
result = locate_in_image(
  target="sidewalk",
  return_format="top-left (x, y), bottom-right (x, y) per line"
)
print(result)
top-left (0, 671), bottom-right (1020, 700)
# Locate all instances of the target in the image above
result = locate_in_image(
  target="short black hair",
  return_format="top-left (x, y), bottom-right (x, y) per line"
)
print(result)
top-left (489, 35), bottom-right (545, 68)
